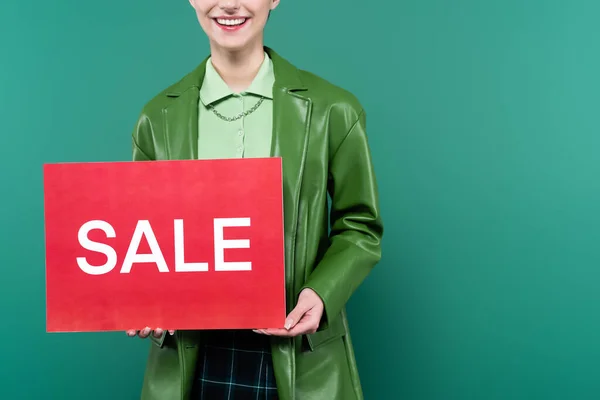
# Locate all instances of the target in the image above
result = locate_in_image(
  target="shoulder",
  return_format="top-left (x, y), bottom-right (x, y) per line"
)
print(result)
top-left (131, 62), bottom-right (205, 155)
top-left (137, 62), bottom-right (206, 119)
top-left (298, 68), bottom-right (363, 118)
top-left (292, 68), bottom-right (368, 160)
top-left (269, 47), bottom-right (362, 117)
top-left (296, 69), bottom-right (366, 155)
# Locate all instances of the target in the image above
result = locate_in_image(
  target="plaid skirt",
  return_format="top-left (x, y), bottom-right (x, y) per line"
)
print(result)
top-left (190, 330), bottom-right (279, 400)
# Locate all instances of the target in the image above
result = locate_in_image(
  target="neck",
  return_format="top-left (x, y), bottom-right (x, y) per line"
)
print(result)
top-left (209, 41), bottom-right (265, 93)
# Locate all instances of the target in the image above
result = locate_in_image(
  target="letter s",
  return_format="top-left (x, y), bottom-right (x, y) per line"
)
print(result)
top-left (76, 220), bottom-right (118, 275)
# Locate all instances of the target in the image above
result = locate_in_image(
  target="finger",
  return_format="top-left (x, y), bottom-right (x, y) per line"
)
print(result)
top-left (266, 312), bottom-right (320, 337)
top-left (138, 327), bottom-right (151, 338)
top-left (253, 329), bottom-right (271, 335)
top-left (269, 322), bottom-right (315, 337)
top-left (153, 328), bottom-right (163, 338)
top-left (126, 330), bottom-right (137, 337)
top-left (288, 318), bottom-right (319, 336)
top-left (168, 330), bottom-right (175, 335)
top-left (262, 328), bottom-right (291, 337)
top-left (285, 302), bottom-right (314, 330)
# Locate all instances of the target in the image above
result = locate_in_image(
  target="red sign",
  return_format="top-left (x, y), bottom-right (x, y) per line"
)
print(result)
top-left (43, 158), bottom-right (286, 333)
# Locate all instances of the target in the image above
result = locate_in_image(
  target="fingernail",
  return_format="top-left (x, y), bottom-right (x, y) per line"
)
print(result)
top-left (143, 327), bottom-right (150, 335)
top-left (284, 319), bottom-right (293, 330)
top-left (169, 330), bottom-right (175, 335)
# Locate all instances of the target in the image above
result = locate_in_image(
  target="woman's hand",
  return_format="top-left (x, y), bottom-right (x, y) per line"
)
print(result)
top-left (126, 328), bottom-right (175, 338)
top-left (254, 288), bottom-right (324, 337)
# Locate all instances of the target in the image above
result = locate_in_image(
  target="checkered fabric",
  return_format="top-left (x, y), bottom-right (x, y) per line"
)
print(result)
top-left (191, 330), bottom-right (279, 400)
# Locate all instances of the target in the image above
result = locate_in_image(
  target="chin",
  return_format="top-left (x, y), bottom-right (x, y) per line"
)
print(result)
top-left (213, 38), bottom-right (253, 53)
top-left (215, 43), bottom-right (246, 53)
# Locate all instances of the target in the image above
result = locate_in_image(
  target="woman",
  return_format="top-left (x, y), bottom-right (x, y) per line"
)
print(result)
top-left (128, 0), bottom-right (383, 399)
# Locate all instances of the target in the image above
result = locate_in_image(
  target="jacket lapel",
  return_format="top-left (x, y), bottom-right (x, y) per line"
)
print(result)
top-left (267, 47), bottom-right (311, 277)
top-left (162, 60), bottom-right (208, 160)
top-left (270, 78), bottom-right (311, 297)
top-left (163, 88), bottom-right (200, 160)
top-left (267, 48), bottom-right (311, 400)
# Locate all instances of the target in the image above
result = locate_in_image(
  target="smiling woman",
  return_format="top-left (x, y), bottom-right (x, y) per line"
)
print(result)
top-left (129, 1), bottom-right (383, 399)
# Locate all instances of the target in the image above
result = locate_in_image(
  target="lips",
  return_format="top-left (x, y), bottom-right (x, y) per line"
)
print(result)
top-left (214, 17), bottom-right (249, 31)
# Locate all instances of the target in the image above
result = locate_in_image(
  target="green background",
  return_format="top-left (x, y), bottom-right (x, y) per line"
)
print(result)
top-left (1, 0), bottom-right (599, 398)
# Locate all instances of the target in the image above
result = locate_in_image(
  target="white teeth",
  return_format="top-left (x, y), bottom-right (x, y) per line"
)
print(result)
top-left (216, 18), bottom-right (246, 26)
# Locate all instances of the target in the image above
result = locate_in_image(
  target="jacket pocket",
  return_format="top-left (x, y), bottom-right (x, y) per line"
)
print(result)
top-left (305, 313), bottom-right (346, 351)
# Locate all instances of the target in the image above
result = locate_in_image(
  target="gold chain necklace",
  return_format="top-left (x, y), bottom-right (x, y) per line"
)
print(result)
top-left (207, 97), bottom-right (265, 122)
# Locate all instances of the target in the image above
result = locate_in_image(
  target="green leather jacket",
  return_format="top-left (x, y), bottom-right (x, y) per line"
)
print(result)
top-left (132, 47), bottom-right (383, 400)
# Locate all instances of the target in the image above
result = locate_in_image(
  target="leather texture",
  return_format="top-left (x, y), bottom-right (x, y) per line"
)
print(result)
top-left (133, 47), bottom-right (383, 400)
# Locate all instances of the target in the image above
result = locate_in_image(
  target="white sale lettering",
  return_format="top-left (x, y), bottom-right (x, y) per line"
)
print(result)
top-left (76, 220), bottom-right (118, 275)
top-left (174, 219), bottom-right (209, 272)
top-left (121, 220), bottom-right (169, 273)
top-left (76, 218), bottom-right (251, 274)
top-left (214, 218), bottom-right (251, 271)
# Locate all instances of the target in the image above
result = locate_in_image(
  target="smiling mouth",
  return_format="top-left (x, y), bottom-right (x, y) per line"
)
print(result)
top-left (215, 18), bottom-right (248, 27)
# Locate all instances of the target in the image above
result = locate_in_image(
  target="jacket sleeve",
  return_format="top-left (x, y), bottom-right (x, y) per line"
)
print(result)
top-left (301, 108), bottom-right (383, 327)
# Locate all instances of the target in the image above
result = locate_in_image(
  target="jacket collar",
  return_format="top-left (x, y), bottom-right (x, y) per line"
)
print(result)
top-left (164, 47), bottom-right (307, 98)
